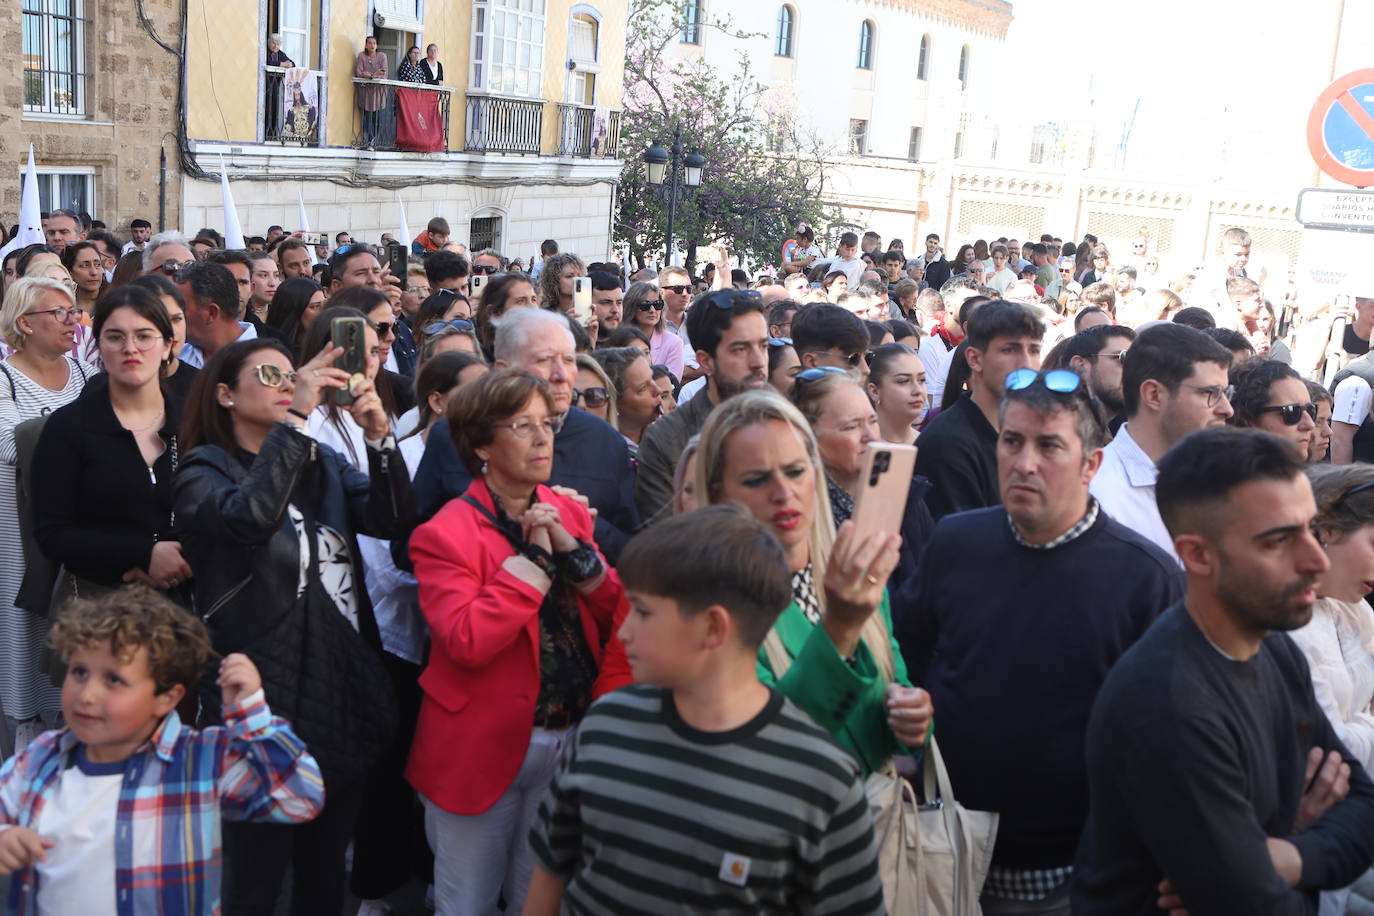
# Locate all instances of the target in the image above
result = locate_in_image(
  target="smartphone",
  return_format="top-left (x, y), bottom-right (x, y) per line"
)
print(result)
top-left (572, 276), bottom-right (593, 322)
top-left (331, 316), bottom-right (368, 406)
top-left (386, 242), bottom-right (407, 281)
top-left (470, 273), bottom-right (487, 296)
top-left (849, 442), bottom-right (917, 544)
top-left (299, 231), bottom-right (326, 246)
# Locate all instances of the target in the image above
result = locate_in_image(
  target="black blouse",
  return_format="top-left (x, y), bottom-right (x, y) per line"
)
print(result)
top-left (420, 58), bottom-right (443, 85)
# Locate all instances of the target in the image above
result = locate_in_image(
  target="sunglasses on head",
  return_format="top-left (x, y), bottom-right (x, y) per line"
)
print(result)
top-left (254, 363), bottom-right (298, 388)
top-left (768, 337), bottom-right (793, 347)
top-left (636, 300), bottom-right (664, 312)
top-left (699, 289), bottom-right (763, 311)
top-left (1005, 368), bottom-right (1084, 394)
top-left (661, 284), bottom-right (690, 294)
top-left (572, 386), bottom-right (609, 408)
top-left (1256, 402), bottom-right (1317, 426)
top-left (795, 366), bottom-right (851, 383)
top-left (423, 319), bottom-right (475, 334)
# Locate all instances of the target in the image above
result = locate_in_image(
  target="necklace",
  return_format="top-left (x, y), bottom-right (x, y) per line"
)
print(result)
top-left (119, 410), bottom-right (165, 434)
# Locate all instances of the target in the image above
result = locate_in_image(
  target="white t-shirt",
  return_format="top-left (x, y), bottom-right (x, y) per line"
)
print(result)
top-left (918, 334), bottom-right (955, 408)
top-left (819, 256), bottom-right (865, 288)
top-left (988, 268), bottom-right (1018, 294)
top-left (33, 748), bottom-right (123, 916)
top-left (1334, 375), bottom-right (1373, 427)
top-left (677, 374), bottom-right (707, 403)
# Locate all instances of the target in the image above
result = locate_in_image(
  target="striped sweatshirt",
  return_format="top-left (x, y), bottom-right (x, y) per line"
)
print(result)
top-left (529, 684), bottom-right (886, 915)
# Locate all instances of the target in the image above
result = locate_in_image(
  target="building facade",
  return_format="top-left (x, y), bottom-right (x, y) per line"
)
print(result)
top-left (3, 0), bottom-right (183, 234)
top-left (181, 0), bottom-right (627, 258)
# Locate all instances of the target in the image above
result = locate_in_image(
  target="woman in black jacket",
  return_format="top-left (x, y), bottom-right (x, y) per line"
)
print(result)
top-left (173, 336), bottom-right (412, 916)
top-left (32, 285), bottom-right (192, 598)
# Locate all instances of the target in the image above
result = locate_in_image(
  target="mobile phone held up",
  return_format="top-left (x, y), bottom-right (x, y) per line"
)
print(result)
top-left (572, 276), bottom-right (593, 322)
top-left (849, 442), bottom-right (916, 546)
top-left (331, 316), bottom-right (368, 406)
top-left (299, 231), bottom-right (326, 247)
top-left (386, 242), bottom-right (407, 283)
top-left (470, 273), bottom-right (487, 296)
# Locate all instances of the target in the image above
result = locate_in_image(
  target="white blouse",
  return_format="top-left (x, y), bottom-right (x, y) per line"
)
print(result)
top-left (1289, 596), bottom-right (1374, 771)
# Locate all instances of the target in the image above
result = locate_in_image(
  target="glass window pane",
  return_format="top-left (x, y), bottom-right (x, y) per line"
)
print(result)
top-left (58, 174), bottom-right (87, 213)
top-left (518, 42), bottom-right (530, 69)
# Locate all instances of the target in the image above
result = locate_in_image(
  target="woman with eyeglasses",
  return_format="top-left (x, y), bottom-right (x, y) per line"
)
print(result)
top-left (768, 337), bottom-right (801, 397)
top-left (473, 272), bottom-right (536, 358)
top-left (25, 256), bottom-right (96, 365)
top-left (267, 276), bottom-right (327, 362)
top-left (573, 353), bottom-right (615, 425)
top-left (60, 240), bottom-right (106, 314)
top-left (866, 343), bottom-right (926, 445)
top-left (592, 346), bottom-right (662, 456)
top-left (0, 277), bottom-right (93, 750)
top-left (175, 336), bottom-right (409, 914)
top-left (623, 281), bottom-right (684, 378)
top-left (1227, 357), bottom-right (1316, 453)
top-left (407, 368), bottom-right (623, 916)
top-left (1289, 464), bottom-right (1374, 913)
top-left (32, 284), bottom-right (191, 608)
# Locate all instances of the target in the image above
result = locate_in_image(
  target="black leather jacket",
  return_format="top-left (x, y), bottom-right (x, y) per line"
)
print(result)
top-left (173, 422), bottom-right (413, 653)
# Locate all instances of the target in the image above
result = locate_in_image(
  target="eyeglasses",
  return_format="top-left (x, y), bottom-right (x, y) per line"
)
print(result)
top-left (423, 319), bottom-right (475, 335)
top-left (572, 387), bottom-right (609, 409)
top-left (1256, 402), bottom-right (1317, 426)
top-left (372, 321), bottom-right (394, 338)
top-left (493, 416), bottom-right (563, 438)
top-left (1088, 349), bottom-right (1129, 362)
top-left (636, 300), bottom-right (664, 312)
top-left (1180, 383), bottom-right (1235, 408)
top-left (406, 285), bottom-right (431, 295)
top-left (100, 331), bottom-right (164, 350)
top-left (471, 264), bottom-right (499, 275)
top-left (254, 363), bottom-right (298, 387)
top-left (161, 260), bottom-right (194, 276)
top-left (1005, 368), bottom-right (1085, 394)
top-left (796, 366), bottom-right (851, 383)
top-left (28, 306), bottom-right (85, 323)
top-left (768, 337), bottom-right (793, 347)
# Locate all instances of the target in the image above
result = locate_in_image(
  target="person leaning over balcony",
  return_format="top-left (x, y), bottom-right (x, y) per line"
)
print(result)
top-left (398, 46), bottom-right (426, 83)
top-left (355, 35), bottom-right (389, 149)
top-left (266, 33), bottom-right (294, 67)
top-left (422, 44), bottom-right (444, 84)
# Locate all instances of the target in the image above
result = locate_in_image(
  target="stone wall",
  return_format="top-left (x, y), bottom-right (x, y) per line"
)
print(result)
top-left (0, 0), bottom-right (182, 236)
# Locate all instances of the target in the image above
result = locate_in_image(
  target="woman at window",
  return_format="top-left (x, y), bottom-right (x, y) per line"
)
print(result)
top-left (267, 32), bottom-right (294, 67)
top-left (355, 35), bottom-right (389, 149)
top-left (421, 44), bottom-right (444, 84)
top-left (398, 46), bottom-right (426, 83)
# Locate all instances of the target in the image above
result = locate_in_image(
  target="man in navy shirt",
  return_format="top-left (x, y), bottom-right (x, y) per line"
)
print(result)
top-left (900, 369), bottom-right (1181, 915)
top-left (411, 308), bottom-right (639, 561)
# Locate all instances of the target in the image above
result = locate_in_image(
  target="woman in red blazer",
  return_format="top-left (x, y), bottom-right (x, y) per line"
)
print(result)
top-left (406, 369), bottom-right (624, 916)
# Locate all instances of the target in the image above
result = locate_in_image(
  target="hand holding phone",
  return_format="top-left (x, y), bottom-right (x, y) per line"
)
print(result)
top-left (572, 276), bottom-right (593, 322)
top-left (850, 442), bottom-right (916, 545)
top-left (331, 316), bottom-right (368, 406)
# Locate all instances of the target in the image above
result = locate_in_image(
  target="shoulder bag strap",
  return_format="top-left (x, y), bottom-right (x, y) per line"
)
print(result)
top-left (459, 493), bottom-right (526, 555)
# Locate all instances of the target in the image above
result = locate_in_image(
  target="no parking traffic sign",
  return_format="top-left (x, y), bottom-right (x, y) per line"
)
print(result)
top-left (1308, 69), bottom-right (1374, 187)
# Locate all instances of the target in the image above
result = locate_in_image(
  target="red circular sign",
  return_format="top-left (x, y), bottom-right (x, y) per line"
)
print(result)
top-left (1308, 68), bottom-right (1374, 187)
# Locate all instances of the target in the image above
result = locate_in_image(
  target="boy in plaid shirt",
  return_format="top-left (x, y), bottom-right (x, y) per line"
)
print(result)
top-left (0, 585), bottom-right (324, 915)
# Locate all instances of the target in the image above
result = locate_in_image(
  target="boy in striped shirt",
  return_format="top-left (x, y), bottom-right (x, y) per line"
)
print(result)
top-left (0, 585), bottom-right (323, 915)
top-left (525, 506), bottom-right (886, 915)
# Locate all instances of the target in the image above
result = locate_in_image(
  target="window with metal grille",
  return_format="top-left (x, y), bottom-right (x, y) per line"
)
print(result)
top-left (956, 201), bottom-right (1046, 239)
top-left (469, 215), bottom-right (503, 252)
top-left (907, 127), bottom-right (922, 162)
top-left (1084, 212), bottom-right (1176, 256)
top-left (1211, 222), bottom-right (1302, 267)
top-left (23, 0), bottom-right (89, 116)
top-left (917, 34), bottom-right (930, 80)
top-left (848, 119), bottom-right (868, 155)
top-left (857, 20), bottom-right (874, 69)
top-left (471, 0), bottom-right (546, 97)
top-left (681, 0), bottom-right (702, 44)
top-left (775, 5), bottom-right (794, 57)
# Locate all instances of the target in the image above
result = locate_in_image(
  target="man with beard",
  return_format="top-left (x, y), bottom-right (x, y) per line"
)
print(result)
top-left (1073, 427), bottom-right (1374, 914)
top-left (1064, 324), bottom-right (1136, 433)
top-left (901, 370), bottom-right (1180, 916)
top-left (635, 290), bottom-right (770, 523)
top-left (1090, 325), bottom-right (1232, 562)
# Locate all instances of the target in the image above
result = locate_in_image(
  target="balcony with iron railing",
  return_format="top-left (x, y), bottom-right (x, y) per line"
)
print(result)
top-left (350, 78), bottom-right (455, 151)
top-left (464, 93), bottom-right (545, 155)
top-left (264, 67), bottom-right (325, 145)
top-left (557, 104), bottom-right (622, 158)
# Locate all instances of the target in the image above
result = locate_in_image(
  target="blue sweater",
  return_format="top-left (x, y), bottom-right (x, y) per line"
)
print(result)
top-left (897, 506), bottom-right (1182, 869)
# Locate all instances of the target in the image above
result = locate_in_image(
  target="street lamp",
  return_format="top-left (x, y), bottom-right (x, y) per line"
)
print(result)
top-left (643, 123), bottom-right (706, 267)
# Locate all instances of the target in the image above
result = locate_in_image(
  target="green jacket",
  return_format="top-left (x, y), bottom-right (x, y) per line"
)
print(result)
top-left (757, 593), bottom-right (919, 776)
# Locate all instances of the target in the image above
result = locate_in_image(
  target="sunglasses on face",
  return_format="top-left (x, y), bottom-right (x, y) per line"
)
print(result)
top-left (1257, 402), bottom-right (1317, 426)
top-left (573, 386), bottom-right (609, 408)
top-left (254, 363), bottom-right (298, 387)
top-left (636, 300), bottom-right (664, 312)
top-left (372, 321), bottom-right (394, 338)
top-left (471, 264), bottom-right (499, 275)
top-left (162, 260), bottom-right (194, 276)
top-left (661, 284), bottom-right (690, 294)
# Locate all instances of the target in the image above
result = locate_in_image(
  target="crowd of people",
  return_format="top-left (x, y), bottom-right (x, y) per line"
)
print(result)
top-left (0, 206), bottom-right (1373, 916)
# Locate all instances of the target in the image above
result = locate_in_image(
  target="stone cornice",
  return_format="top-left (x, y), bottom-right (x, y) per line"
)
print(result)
top-left (853, 0), bottom-right (1013, 40)
top-left (953, 169), bottom-right (1061, 197)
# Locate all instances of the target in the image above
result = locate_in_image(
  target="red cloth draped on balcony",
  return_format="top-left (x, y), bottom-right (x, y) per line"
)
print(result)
top-left (396, 87), bottom-right (444, 152)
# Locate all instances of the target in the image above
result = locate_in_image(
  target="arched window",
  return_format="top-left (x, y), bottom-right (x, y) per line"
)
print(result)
top-left (775, 5), bottom-right (794, 58)
top-left (958, 44), bottom-right (970, 90)
top-left (857, 20), bottom-right (874, 69)
top-left (917, 34), bottom-right (930, 80)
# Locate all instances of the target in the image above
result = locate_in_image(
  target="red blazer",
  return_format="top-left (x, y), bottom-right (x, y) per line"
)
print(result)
top-left (405, 479), bottom-right (624, 814)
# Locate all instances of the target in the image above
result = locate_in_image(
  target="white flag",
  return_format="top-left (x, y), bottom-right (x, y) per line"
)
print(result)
top-left (218, 154), bottom-right (246, 250)
top-left (297, 187), bottom-right (317, 265)
top-left (397, 196), bottom-right (411, 250)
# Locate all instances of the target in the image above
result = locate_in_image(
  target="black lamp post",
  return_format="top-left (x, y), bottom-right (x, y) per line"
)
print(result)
top-left (644, 122), bottom-right (705, 267)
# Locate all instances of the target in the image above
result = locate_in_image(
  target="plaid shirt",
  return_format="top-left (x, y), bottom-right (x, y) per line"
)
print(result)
top-left (0, 691), bottom-right (324, 916)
